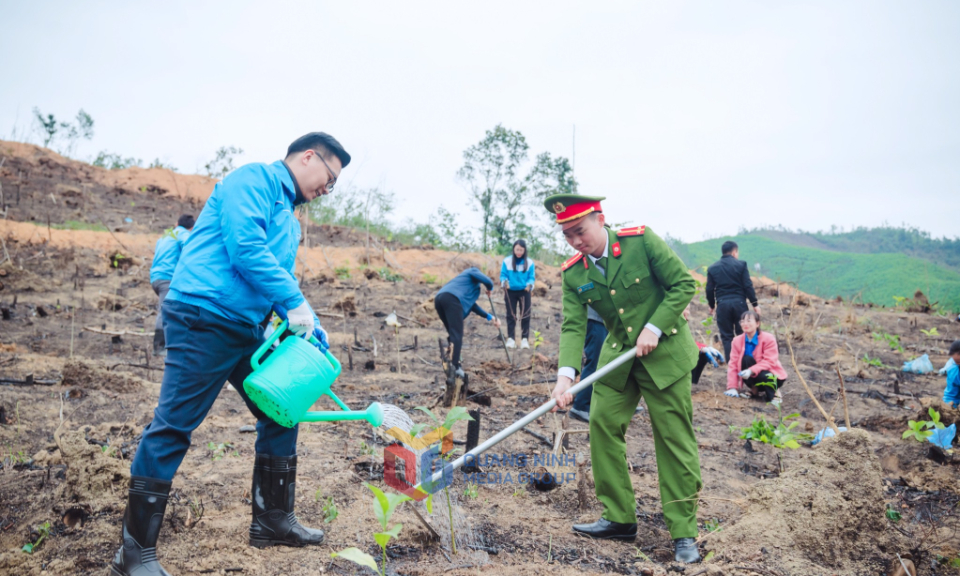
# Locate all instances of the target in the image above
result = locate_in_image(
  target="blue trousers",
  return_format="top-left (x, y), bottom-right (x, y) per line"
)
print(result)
top-left (572, 319), bottom-right (609, 412)
top-left (131, 300), bottom-right (299, 481)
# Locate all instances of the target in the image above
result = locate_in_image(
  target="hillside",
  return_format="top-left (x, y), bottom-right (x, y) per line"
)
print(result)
top-left (748, 227), bottom-right (960, 273)
top-left (675, 234), bottom-right (960, 311)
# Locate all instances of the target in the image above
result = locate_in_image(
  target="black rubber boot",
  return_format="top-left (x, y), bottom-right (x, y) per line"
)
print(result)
top-left (110, 476), bottom-right (172, 576)
top-left (152, 329), bottom-right (165, 356)
top-left (249, 454), bottom-right (324, 548)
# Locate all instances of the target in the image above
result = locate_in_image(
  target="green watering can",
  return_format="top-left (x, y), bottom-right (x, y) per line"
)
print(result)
top-left (243, 320), bottom-right (384, 429)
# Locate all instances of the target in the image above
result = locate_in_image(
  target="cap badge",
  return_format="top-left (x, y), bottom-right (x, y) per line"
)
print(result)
top-left (552, 202), bottom-right (565, 214)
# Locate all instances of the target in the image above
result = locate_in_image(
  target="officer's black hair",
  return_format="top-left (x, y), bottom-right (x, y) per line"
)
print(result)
top-left (177, 214), bottom-right (196, 230)
top-left (722, 241), bottom-right (738, 255)
top-left (950, 339), bottom-right (960, 356)
top-left (286, 132), bottom-right (351, 169)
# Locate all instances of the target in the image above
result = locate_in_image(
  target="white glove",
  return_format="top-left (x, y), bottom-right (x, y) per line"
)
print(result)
top-left (739, 369), bottom-right (753, 379)
top-left (724, 389), bottom-right (740, 398)
top-left (939, 357), bottom-right (957, 375)
top-left (287, 302), bottom-right (314, 336)
top-left (703, 346), bottom-right (725, 365)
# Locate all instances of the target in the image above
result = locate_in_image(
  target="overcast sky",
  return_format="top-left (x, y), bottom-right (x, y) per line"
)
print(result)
top-left (2, 1), bottom-right (958, 243)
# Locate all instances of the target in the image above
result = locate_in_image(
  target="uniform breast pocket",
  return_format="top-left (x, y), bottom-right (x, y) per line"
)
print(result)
top-left (577, 287), bottom-right (603, 306)
top-left (621, 266), bottom-right (651, 304)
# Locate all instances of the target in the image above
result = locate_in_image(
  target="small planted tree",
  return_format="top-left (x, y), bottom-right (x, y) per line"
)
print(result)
top-left (331, 483), bottom-right (411, 576)
top-left (412, 406), bottom-right (475, 554)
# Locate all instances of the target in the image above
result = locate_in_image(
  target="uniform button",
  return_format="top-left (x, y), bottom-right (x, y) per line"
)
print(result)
top-left (619, 308), bottom-right (624, 314)
top-left (627, 326), bottom-right (633, 332)
top-left (610, 289), bottom-right (616, 295)
top-left (672, 328), bottom-right (678, 334)
top-left (588, 299), bottom-right (592, 303)
top-left (612, 343), bottom-right (617, 348)
top-left (635, 278), bottom-right (640, 283)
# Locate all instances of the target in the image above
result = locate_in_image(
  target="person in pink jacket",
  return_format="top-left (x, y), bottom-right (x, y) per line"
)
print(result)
top-left (725, 310), bottom-right (787, 404)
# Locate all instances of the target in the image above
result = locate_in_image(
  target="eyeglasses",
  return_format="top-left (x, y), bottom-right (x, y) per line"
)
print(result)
top-left (313, 150), bottom-right (337, 193)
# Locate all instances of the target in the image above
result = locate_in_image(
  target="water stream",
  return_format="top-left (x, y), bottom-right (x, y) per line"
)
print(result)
top-left (378, 403), bottom-right (489, 562)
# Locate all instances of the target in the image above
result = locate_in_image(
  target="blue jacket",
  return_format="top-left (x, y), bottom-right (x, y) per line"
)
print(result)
top-left (150, 226), bottom-right (190, 283)
top-left (167, 161), bottom-right (315, 327)
top-left (437, 267), bottom-right (494, 319)
top-left (499, 256), bottom-right (536, 290)
top-left (944, 364), bottom-right (960, 407)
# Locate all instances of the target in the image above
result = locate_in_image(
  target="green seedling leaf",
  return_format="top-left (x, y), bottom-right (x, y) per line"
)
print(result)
top-left (331, 547), bottom-right (379, 572)
top-left (414, 406), bottom-right (440, 425)
top-left (442, 406), bottom-right (475, 430)
top-left (784, 439), bottom-right (801, 449)
top-left (703, 550), bottom-right (716, 563)
top-left (886, 509), bottom-right (902, 522)
top-left (21, 543), bottom-right (34, 554)
top-left (928, 408), bottom-right (945, 429)
top-left (365, 483), bottom-right (411, 530)
top-left (408, 423), bottom-right (429, 438)
top-left (374, 523), bottom-right (403, 549)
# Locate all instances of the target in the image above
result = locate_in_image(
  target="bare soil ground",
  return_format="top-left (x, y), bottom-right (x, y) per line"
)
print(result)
top-left (1, 142), bottom-right (958, 576)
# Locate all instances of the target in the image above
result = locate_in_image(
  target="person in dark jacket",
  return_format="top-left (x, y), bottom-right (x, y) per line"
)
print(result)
top-left (434, 267), bottom-right (501, 376)
top-left (706, 241), bottom-right (760, 360)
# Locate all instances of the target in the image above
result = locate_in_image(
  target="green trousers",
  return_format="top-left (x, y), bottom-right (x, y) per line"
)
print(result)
top-left (589, 360), bottom-right (702, 539)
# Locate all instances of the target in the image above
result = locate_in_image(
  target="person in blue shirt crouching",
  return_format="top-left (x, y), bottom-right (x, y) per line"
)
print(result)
top-left (943, 340), bottom-right (960, 409)
top-left (111, 133), bottom-right (349, 576)
top-left (149, 214), bottom-right (195, 355)
top-left (434, 267), bottom-right (501, 378)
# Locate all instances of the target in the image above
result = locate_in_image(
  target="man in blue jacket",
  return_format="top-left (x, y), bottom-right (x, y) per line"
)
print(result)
top-left (149, 214), bottom-right (195, 355)
top-left (434, 267), bottom-right (501, 378)
top-left (112, 133), bottom-right (349, 576)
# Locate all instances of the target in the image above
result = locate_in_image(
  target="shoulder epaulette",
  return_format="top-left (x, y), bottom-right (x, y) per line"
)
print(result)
top-left (561, 252), bottom-right (585, 271)
top-left (617, 225), bottom-right (646, 237)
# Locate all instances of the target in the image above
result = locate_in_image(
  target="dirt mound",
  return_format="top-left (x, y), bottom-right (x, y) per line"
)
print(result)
top-left (62, 359), bottom-right (142, 393)
top-left (704, 429), bottom-right (906, 575)
top-left (751, 276), bottom-right (819, 304)
top-left (56, 430), bottom-right (128, 507)
top-left (916, 398), bottom-right (960, 428)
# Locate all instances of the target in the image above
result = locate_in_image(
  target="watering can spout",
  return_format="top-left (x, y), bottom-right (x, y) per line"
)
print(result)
top-left (299, 402), bottom-right (384, 427)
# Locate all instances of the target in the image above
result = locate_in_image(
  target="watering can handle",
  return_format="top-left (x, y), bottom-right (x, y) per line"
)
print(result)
top-left (272, 304), bottom-right (324, 348)
top-left (251, 319), bottom-right (288, 370)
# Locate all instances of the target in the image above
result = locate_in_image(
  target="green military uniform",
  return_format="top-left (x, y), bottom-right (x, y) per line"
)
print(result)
top-left (548, 195), bottom-right (702, 540)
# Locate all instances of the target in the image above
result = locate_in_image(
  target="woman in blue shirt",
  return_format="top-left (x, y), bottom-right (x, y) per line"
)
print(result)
top-left (499, 239), bottom-right (536, 349)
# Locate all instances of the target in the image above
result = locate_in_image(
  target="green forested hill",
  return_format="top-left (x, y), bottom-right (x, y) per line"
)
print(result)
top-left (673, 235), bottom-right (960, 311)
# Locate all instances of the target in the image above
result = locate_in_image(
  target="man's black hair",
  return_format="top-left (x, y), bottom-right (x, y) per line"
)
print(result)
top-left (177, 214), bottom-right (196, 229)
top-left (722, 241), bottom-right (738, 255)
top-left (950, 339), bottom-right (960, 356)
top-left (286, 132), bottom-right (351, 169)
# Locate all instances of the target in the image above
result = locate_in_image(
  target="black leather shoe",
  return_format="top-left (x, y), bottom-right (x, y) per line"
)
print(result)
top-left (674, 537), bottom-right (701, 563)
top-left (572, 518), bottom-right (637, 540)
top-left (110, 476), bottom-right (172, 576)
top-left (249, 454), bottom-right (324, 548)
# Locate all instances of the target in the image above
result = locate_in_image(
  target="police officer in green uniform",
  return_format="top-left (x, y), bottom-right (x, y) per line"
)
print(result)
top-left (546, 194), bottom-right (702, 563)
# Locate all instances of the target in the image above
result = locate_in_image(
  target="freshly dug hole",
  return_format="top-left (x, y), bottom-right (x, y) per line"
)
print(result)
top-left (704, 429), bottom-right (907, 576)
